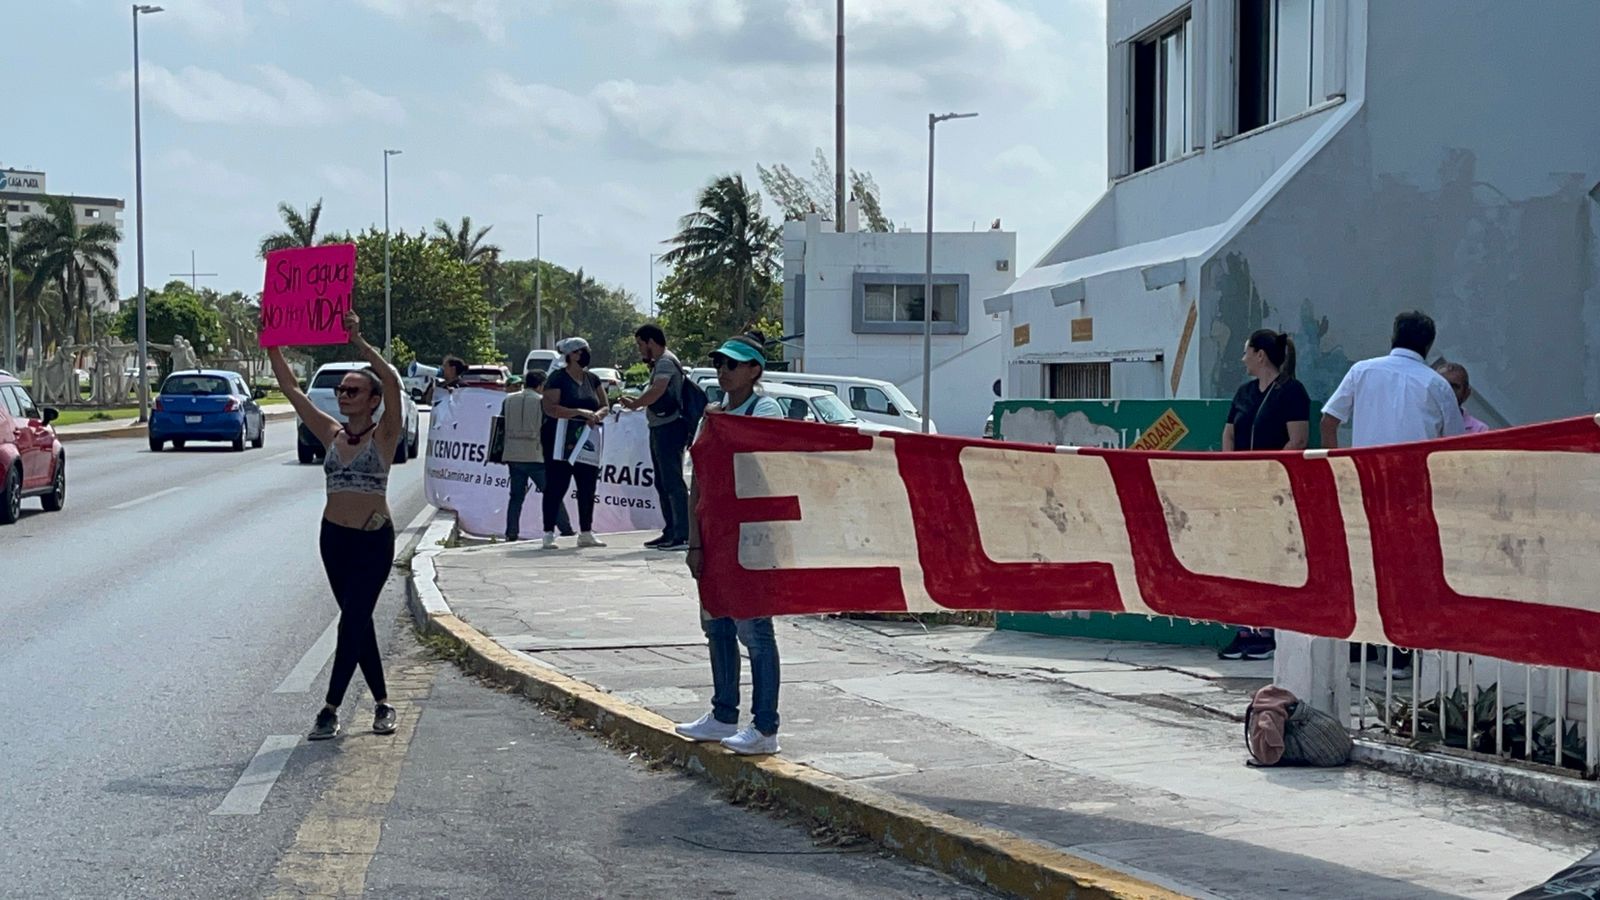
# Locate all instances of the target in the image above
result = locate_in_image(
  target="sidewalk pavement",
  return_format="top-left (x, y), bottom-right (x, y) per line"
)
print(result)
top-left (426, 530), bottom-right (1595, 900)
top-left (54, 403), bottom-right (295, 441)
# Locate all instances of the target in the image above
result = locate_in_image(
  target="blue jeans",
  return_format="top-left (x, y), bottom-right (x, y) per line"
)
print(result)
top-left (701, 613), bottom-right (780, 735)
top-left (507, 461), bottom-right (570, 539)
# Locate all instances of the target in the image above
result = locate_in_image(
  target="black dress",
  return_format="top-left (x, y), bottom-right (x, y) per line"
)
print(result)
top-left (1227, 378), bottom-right (1311, 451)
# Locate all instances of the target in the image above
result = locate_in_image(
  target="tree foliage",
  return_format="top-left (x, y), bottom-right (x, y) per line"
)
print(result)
top-left (340, 228), bottom-right (496, 369)
top-left (661, 174), bottom-right (781, 344)
top-left (654, 262), bottom-right (782, 366)
top-left (116, 280), bottom-right (226, 358)
top-left (15, 195), bottom-right (122, 345)
top-left (493, 258), bottom-right (643, 369)
top-left (258, 199), bottom-right (325, 259)
top-left (757, 148), bottom-right (892, 232)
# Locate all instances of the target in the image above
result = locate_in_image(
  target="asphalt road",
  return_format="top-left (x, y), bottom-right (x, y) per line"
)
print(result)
top-left (0, 418), bottom-right (432, 898)
top-left (0, 418), bottom-right (992, 898)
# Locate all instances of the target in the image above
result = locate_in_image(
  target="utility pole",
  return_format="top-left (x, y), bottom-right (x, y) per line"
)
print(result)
top-left (648, 252), bottom-right (661, 319)
top-left (920, 111), bottom-right (978, 434)
top-left (383, 149), bottom-right (401, 355)
top-left (835, 0), bottom-right (846, 232)
top-left (534, 213), bottom-right (543, 350)
top-left (132, 3), bottom-right (163, 423)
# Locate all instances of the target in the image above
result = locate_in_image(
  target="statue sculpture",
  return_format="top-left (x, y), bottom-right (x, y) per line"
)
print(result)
top-left (170, 335), bottom-right (200, 373)
top-left (38, 346), bottom-right (82, 405)
top-left (89, 336), bottom-right (132, 406)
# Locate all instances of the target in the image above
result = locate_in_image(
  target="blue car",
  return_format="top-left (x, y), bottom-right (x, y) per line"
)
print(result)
top-left (149, 369), bottom-right (266, 453)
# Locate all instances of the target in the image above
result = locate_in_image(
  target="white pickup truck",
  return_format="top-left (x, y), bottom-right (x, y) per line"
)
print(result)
top-left (296, 361), bottom-right (421, 465)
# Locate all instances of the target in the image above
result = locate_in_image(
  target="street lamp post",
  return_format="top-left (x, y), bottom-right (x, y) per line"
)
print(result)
top-left (3, 217), bottom-right (14, 374)
top-left (648, 252), bottom-right (661, 319)
top-left (132, 3), bottom-right (163, 422)
top-left (534, 213), bottom-right (543, 350)
top-left (383, 148), bottom-right (401, 356)
top-left (920, 111), bottom-right (978, 434)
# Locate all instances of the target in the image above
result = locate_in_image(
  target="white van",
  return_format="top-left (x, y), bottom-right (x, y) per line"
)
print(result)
top-left (759, 372), bottom-right (935, 433)
top-left (523, 349), bottom-right (560, 377)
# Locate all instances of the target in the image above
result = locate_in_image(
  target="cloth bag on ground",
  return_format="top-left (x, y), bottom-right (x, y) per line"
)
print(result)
top-left (1245, 685), bottom-right (1351, 767)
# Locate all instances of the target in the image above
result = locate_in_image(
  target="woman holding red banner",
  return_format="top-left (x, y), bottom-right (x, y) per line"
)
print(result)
top-left (1217, 329), bottom-right (1310, 661)
top-left (267, 310), bottom-right (402, 741)
top-left (679, 333), bottom-right (785, 756)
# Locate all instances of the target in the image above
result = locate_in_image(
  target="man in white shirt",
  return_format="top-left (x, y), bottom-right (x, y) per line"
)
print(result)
top-left (1320, 311), bottom-right (1465, 449)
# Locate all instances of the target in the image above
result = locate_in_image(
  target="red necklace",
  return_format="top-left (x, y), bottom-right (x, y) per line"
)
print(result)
top-left (344, 422), bottom-right (378, 445)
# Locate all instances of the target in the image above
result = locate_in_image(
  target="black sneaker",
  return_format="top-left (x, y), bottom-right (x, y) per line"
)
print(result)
top-left (661, 540), bottom-right (690, 551)
top-left (1218, 634), bottom-right (1248, 660)
top-left (373, 703), bottom-right (398, 736)
top-left (643, 534), bottom-right (672, 548)
top-left (308, 708), bottom-right (340, 741)
top-left (559, 528), bottom-right (577, 538)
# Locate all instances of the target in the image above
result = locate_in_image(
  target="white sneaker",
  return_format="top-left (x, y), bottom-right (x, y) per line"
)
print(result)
top-left (674, 712), bottom-right (738, 742)
top-left (541, 532), bottom-right (557, 550)
top-left (577, 531), bottom-right (606, 548)
top-left (720, 725), bottom-right (780, 756)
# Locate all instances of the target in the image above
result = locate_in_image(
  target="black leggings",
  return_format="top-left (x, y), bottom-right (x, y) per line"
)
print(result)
top-left (319, 519), bottom-right (394, 708)
top-left (543, 460), bottom-right (598, 533)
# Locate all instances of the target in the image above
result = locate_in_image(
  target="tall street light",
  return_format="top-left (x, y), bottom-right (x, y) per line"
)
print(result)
top-left (3, 215), bottom-right (14, 374)
top-left (920, 111), bottom-right (978, 434)
top-left (132, 3), bottom-right (163, 422)
top-left (648, 252), bottom-right (662, 319)
top-left (533, 213), bottom-right (543, 350)
top-left (383, 148), bottom-right (401, 356)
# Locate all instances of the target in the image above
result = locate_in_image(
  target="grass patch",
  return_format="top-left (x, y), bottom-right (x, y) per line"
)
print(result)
top-left (51, 407), bottom-right (141, 427)
top-left (412, 625), bottom-right (467, 663)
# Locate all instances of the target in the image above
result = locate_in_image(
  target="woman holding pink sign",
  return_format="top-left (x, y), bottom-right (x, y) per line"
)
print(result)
top-left (267, 310), bottom-right (403, 742)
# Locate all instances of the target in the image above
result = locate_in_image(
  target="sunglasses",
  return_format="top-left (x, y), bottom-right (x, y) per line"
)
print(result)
top-left (713, 357), bottom-right (750, 371)
top-left (335, 386), bottom-right (366, 398)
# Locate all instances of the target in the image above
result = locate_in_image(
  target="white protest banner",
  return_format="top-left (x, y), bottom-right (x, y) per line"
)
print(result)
top-left (425, 386), bottom-right (662, 537)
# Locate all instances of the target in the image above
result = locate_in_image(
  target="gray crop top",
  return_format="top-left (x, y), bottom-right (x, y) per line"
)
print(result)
top-left (324, 433), bottom-right (389, 496)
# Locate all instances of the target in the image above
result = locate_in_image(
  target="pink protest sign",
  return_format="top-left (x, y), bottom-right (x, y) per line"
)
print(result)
top-left (259, 244), bottom-right (357, 347)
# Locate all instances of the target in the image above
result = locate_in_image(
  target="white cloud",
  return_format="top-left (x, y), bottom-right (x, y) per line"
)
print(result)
top-left (483, 73), bottom-right (607, 142)
top-left (991, 143), bottom-right (1058, 181)
top-left (165, 0), bottom-right (252, 39)
top-left (160, 148), bottom-right (263, 199)
top-left (129, 65), bottom-right (405, 127)
top-left (355, 0), bottom-right (522, 42)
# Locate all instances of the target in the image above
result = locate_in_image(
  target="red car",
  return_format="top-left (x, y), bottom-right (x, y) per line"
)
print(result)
top-left (0, 369), bottom-right (65, 524)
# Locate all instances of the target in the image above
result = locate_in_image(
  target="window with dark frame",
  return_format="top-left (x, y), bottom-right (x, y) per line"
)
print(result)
top-left (1131, 11), bottom-right (1193, 173)
top-left (1237, 0), bottom-right (1322, 135)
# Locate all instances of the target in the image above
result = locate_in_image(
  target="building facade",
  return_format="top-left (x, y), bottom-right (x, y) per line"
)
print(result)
top-left (782, 211), bottom-right (1016, 437)
top-left (1, 169), bottom-right (126, 313)
top-left (987, 0), bottom-right (1600, 432)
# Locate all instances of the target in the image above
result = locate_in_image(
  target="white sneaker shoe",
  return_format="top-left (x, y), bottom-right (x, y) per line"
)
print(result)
top-left (720, 725), bottom-right (780, 756)
top-left (577, 531), bottom-right (606, 548)
top-left (675, 712), bottom-right (738, 742)
top-left (541, 532), bottom-right (557, 550)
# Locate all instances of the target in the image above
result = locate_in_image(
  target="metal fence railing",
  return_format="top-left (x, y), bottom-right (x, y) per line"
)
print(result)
top-left (1349, 643), bottom-right (1599, 777)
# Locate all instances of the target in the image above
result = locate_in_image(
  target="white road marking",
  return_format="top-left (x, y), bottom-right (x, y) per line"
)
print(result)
top-left (110, 487), bottom-right (183, 510)
top-left (211, 735), bottom-right (300, 816)
top-left (274, 619), bottom-right (340, 694)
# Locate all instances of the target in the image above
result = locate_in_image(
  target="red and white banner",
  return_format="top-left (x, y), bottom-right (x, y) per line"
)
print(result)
top-left (691, 413), bottom-right (1600, 672)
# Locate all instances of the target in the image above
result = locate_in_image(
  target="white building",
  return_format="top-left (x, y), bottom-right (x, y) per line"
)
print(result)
top-left (986, 0), bottom-right (1600, 429)
top-left (1, 169), bottom-right (126, 312)
top-left (781, 211), bottom-right (1016, 437)
top-left (983, 0), bottom-right (1600, 761)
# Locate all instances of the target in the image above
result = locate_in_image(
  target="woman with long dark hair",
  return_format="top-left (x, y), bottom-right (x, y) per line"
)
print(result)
top-left (1217, 329), bottom-right (1310, 661)
top-left (267, 311), bottom-right (402, 740)
top-left (539, 336), bottom-right (609, 550)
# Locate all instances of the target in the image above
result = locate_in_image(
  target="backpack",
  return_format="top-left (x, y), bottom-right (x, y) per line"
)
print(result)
top-left (1245, 685), bottom-right (1351, 767)
top-left (654, 355), bottom-right (707, 433)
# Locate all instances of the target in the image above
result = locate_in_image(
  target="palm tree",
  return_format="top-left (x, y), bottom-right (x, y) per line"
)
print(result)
top-left (661, 174), bottom-right (780, 330)
top-left (16, 196), bottom-right (121, 346)
top-left (258, 199), bottom-right (324, 258)
top-left (432, 216), bottom-right (501, 265)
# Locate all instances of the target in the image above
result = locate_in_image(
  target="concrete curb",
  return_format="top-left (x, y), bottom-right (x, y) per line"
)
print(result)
top-left (56, 406), bottom-right (298, 443)
top-left (402, 512), bottom-right (1186, 900)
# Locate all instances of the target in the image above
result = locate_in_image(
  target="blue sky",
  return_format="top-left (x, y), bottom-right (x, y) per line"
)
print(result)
top-left (7, 0), bottom-right (1107, 310)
